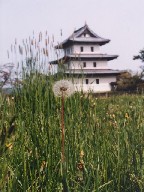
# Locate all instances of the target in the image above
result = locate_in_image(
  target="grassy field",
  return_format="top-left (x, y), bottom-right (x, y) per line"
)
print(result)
top-left (0, 72), bottom-right (144, 192)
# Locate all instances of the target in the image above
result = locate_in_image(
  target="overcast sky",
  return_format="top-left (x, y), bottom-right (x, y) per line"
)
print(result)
top-left (0, 0), bottom-right (144, 72)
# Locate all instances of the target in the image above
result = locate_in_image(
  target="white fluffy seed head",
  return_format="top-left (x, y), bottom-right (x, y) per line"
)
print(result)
top-left (53, 80), bottom-right (75, 97)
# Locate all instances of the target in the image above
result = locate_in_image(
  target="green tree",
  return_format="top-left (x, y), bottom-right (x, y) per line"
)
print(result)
top-left (133, 48), bottom-right (144, 78)
top-left (133, 48), bottom-right (144, 62)
top-left (116, 71), bottom-right (143, 92)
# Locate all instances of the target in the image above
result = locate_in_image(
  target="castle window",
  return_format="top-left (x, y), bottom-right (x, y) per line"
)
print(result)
top-left (83, 62), bottom-right (86, 67)
top-left (93, 62), bottom-right (96, 67)
top-left (91, 47), bottom-right (94, 52)
top-left (86, 79), bottom-right (89, 84)
top-left (68, 62), bottom-right (70, 69)
top-left (84, 33), bottom-right (90, 37)
top-left (96, 79), bottom-right (99, 84)
top-left (67, 48), bottom-right (70, 54)
top-left (80, 47), bottom-right (84, 52)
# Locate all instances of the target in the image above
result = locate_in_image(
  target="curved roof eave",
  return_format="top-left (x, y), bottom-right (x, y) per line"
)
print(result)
top-left (55, 24), bottom-right (110, 48)
top-left (50, 55), bottom-right (118, 64)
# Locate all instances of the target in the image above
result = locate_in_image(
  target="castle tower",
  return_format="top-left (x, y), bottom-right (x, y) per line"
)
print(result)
top-left (51, 24), bottom-right (120, 93)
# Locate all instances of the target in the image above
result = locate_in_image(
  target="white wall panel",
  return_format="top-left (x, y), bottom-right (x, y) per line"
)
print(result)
top-left (69, 60), bottom-right (108, 69)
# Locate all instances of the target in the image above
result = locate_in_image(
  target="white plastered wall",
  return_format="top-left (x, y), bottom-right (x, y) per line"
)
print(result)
top-left (72, 76), bottom-right (116, 93)
top-left (72, 44), bottom-right (100, 54)
top-left (73, 76), bottom-right (116, 84)
top-left (69, 60), bottom-right (108, 69)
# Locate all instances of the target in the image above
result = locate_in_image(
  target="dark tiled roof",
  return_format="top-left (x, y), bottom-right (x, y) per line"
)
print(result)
top-left (68, 37), bottom-right (110, 43)
top-left (67, 54), bottom-right (118, 59)
top-left (64, 69), bottom-right (120, 75)
top-left (55, 24), bottom-right (110, 48)
top-left (50, 54), bottom-right (118, 64)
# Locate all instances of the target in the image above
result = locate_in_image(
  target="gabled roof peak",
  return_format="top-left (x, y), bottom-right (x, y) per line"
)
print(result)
top-left (55, 24), bottom-right (110, 48)
top-left (72, 24), bottom-right (102, 39)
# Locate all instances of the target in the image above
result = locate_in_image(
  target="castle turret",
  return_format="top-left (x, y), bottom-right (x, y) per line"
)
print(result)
top-left (51, 24), bottom-right (120, 93)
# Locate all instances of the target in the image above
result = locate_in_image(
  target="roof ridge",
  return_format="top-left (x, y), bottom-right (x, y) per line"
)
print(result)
top-left (55, 24), bottom-right (110, 48)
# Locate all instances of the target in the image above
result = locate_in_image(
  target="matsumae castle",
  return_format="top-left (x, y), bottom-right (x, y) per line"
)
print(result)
top-left (51, 24), bottom-right (120, 93)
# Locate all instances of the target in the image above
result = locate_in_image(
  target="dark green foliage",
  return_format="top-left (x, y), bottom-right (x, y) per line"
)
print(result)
top-left (116, 71), bottom-right (144, 92)
top-left (133, 49), bottom-right (144, 62)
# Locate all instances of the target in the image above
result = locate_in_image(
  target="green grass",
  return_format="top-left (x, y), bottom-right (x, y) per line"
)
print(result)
top-left (0, 71), bottom-right (144, 191)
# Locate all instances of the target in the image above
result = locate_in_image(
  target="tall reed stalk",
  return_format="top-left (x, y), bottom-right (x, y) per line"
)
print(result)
top-left (0, 31), bottom-right (143, 191)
